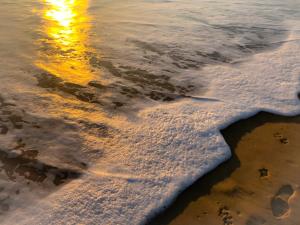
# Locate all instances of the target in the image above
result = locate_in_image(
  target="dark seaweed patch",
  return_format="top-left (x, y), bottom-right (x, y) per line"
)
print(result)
top-left (89, 58), bottom-right (175, 91)
top-left (35, 71), bottom-right (63, 89)
top-left (0, 96), bottom-right (82, 185)
top-left (0, 147), bottom-right (80, 185)
top-left (88, 57), bottom-right (196, 103)
top-left (35, 72), bottom-right (99, 104)
top-left (35, 63), bottom-right (197, 109)
top-left (88, 81), bottom-right (106, 90)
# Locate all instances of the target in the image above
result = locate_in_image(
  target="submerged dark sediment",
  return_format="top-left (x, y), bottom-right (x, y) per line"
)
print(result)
top-left (0, 94), bottom-right (84, 216)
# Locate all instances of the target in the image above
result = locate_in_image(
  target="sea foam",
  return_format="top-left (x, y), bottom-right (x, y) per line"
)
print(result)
top-left (2, 25), bottom-right (300, 225)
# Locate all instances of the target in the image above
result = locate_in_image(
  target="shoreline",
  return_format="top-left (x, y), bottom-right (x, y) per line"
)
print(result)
top-left (148, 111), bottom-right (300, 225)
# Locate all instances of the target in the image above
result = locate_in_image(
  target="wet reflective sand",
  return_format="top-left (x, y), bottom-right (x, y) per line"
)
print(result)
top-left (36, 0), bottom-right (94, 84)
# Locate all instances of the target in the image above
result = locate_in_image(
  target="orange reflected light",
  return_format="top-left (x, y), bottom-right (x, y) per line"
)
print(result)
top-left (36, 0), bottom-right (94, 84)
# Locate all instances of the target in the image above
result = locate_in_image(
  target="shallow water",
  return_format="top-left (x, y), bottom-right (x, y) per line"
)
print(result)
top-left (0, 0), bottom-right (300, 224)
top-left (1, 0), bottom-right (296, 108)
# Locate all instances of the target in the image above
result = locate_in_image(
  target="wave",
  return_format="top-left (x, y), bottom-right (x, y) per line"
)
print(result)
top-left (1, 24), bottom-right (299, 224)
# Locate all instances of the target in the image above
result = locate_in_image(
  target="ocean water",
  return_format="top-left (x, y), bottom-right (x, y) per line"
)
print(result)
top-left (0, 0), bottom-right (299, 224)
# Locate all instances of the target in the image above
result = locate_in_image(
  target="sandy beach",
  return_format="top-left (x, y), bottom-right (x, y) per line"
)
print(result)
top-left (149, 112), bottom-right (300, 225)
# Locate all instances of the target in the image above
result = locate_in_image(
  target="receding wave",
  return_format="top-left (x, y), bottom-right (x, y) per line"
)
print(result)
top-left (0, 0), bottom-right (299, 224)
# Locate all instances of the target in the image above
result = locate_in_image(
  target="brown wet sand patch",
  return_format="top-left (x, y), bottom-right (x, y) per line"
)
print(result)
top-left (149, 112), bottom-right (300, 225)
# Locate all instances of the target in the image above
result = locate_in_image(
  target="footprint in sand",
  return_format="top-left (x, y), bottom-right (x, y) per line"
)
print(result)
top-left (273, 132), bottom-right (289, 144)
top-left (271, 184), bottom-right (295, 218)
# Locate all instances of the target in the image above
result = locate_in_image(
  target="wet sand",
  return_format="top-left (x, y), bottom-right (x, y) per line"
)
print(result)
top-left (149, 112), bottom-right (300, 225)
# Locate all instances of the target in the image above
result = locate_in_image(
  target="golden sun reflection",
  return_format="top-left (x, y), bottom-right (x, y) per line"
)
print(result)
top-left (36, 0), bottom-right (94, 84)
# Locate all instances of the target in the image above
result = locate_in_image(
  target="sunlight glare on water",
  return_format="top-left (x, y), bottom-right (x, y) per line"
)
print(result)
top-left (36, 0), bottom-right (95, 84)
